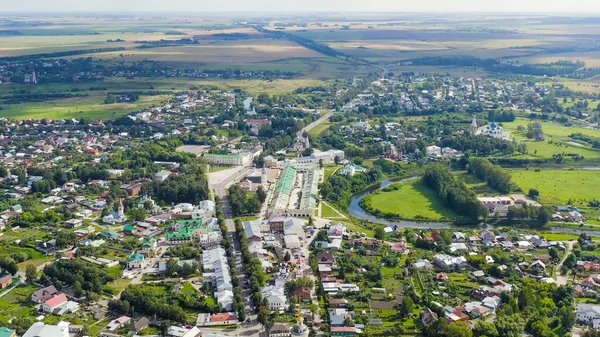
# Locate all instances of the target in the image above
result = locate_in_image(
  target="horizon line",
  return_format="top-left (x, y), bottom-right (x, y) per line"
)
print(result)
top-left (1, 10), bottom-right (600, 15)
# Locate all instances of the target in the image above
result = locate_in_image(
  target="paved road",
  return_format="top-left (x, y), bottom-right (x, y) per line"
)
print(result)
top-left (209, 165), bottom-right (256, 317)
top-left (205, 106), bottom-right (339, 322)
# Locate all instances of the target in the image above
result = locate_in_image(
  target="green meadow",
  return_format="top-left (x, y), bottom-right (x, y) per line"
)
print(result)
top-left (502, 119), bottom-right (600, 159)
top-left (364, 180), bottom-right (457, 220)
top-left (510, 169), bottom-right (600, 205)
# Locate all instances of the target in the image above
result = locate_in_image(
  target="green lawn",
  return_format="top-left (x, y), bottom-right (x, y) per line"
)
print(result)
top-left (323, 164), bottom-right (342, 179)
top-left (307, 121), bottom-right (331, 138)
top-left (540, 233), bottom-right (580, 241)
top-left (88, 318), bottom-right (112, 337)
top-left (112, 278), bottom-right (133, 294)
top-left (381, 267), bottom-right (404, 291)
top-left (237, 216), bottom-right (260, 222)
top-left (502, 119), bottom-right (600, 159)
top-left (321, 202), bottom-right (343, 219)
top-left (454, 171), bottom-right (499, 196)
top-left (343, 222), bottom-right (376, 238)
top-left (0, 284), bottom-right (38, 319)
top-left (365, 180), bottom-right (458, 220)
top-left (510, 169), bottom-right (600, 205)
top-left (182, 282), bottom-right (198, 294)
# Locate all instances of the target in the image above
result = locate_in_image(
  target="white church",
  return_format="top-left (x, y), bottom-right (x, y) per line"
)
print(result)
top-left (102, 199), bottom-right (127, 224)
top-left (470, 117), bottom-right (510, 140)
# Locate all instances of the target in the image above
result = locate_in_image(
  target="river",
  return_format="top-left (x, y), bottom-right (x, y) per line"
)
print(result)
top-left (347, 178), bottom-right (597, 235)
top-left (348, 178), bottom-right (457, 229)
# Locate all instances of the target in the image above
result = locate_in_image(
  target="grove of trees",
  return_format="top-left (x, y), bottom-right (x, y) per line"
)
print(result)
top-left (468, 158), bottom-right (515, 194)
top-left (422, 164), bottom-right (486, 220)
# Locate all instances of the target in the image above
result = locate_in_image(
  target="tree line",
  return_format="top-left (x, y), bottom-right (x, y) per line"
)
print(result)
top-left (40, 259), bottom-right (116, 297)
top-left (421, 164), bottom-right (486, 220)
top-left (569, 132), bottom-right (600, 149)
top-left (0, 47), bottom-right (126, 62)
top-left (506, 204), bottom-right (553, 227)
top-left (109, 283), bottom-right (222, 323)
top-left (468, 158), bottom-right (515, 194)
top-left (410, 56), bottom-right (587, 77)
top-left (320, 167), bottom-right (383, 209)
top-left (234, 218), bottom-right (268, 322)
top-left (142, 162), bottom-right (209, 205)
top-left (440, 134), bottom-right (527, 156)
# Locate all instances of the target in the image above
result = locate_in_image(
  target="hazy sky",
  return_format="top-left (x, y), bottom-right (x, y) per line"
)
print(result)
top-left (2, 0), bottom-right (600, 13)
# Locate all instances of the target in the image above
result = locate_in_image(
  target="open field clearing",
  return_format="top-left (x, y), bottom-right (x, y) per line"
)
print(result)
top-left (307, 121), bottom-right (331, 138)
top-left (515, 51), bottom-right (600, 68)
top-left (386, 64), bottom-right (491, 78)
top-left (191, 27), bottom-right (264, 38)
top-left (540, 79), bottom-right (600, 94)
top-left (0, 94), bottom-right (171, 120)
top-left (330, 37), bottom-right (549, 61)
top-left (328, 39), bottom-right (450, 52)
top-left (502, 119), bottom-right (600, 159)
top-left (454, 171), bottom-right (499, 195)
top-left (0, 32), bottom-right (174, 56)
top-left (364, 180), bottom-right (457, 220)
top-left (0, 75), bottom-right (328, 120)
top-left (561, 100), bottom-right (600, 110)
top-left (0, 77), bottom-right (326, 95)
top-left (510, 169), bottom-right (600, 205)
top-left (73, 39), bottom-right (325, 64)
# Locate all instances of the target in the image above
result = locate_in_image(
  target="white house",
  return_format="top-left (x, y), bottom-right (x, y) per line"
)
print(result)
top-left (261, 285), bottom-right (288, 312)
top-left (127, 253), bottom-right (145, 270)
top-left (577, 303), bottom-right (600, 329)
top-left (413, 259), bottom-right (433, 270)
top-left (22, 322), bottom-right (70, 337)
top-left (42, 293), bottom-right (68, 313)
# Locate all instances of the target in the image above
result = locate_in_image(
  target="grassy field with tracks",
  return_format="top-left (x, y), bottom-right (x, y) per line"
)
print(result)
top-left (501, 119), bottom-right (600, 159)
top-left (510, 169), bottom-right (600, 205)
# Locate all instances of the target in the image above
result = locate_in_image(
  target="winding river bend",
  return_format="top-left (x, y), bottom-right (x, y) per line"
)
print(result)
top-left (347, 178), bottom-right (600, 236)
top-left (348, 178), bottom-right (456, 229)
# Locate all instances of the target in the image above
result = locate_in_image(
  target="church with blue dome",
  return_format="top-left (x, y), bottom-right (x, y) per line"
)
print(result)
top-left (470, 117), bottom-right (511, 140)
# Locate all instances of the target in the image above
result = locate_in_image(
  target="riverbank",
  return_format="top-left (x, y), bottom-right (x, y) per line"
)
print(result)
top-left (359, 179), bottom-right (457, 222)
top-left (342, 177), bottom-right (600, 237)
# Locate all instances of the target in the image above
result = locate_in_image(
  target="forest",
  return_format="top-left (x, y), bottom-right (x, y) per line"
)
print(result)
top-left (421, 164), bottom-right (486, 220)
top-left (109, 283), bottom-right (222, 323)
top-left (468, 158), bottom-right (515, 194)
top-left (40, 259), bottom-right (117, 297)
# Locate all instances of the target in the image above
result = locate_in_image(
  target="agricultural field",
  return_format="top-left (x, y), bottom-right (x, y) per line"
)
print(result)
top-left (510, 168), bottom-right (600, 205)
top-left (0, 75), bottom-right (327, 120)
top-left (76, 39), bottom-right (325, 65)
top-left (0, 94), bottom-right (171, 120)
top-left (363, 180), bottom-right (457, 220)
top-left (277, 15), bottom-right (600, 65)
top-left (501, 119), bottom-right (600, 159)
top-left (515, 51), bottom-right (600, 68)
